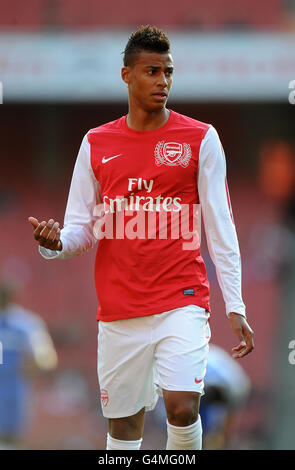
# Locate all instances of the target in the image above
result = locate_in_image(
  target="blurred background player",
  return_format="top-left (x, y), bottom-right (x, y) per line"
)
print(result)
top-left (199, 343), bottom-right (251, 449)
top-left (0, 282), bottom-right (58, 449)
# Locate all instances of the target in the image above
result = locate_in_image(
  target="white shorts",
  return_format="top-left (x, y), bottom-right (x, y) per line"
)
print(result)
top-left (97, 304), bottom-right (211, 419)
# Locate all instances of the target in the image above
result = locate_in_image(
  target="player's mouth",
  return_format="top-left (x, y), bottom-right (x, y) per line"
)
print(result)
top-left (152, 92), bottom-right (168, 102)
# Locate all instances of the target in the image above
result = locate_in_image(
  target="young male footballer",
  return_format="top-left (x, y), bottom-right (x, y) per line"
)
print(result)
top-left (28, 25), bottom-right (254, 450)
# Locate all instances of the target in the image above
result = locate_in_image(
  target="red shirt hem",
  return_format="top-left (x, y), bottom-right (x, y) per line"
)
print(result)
top-left (96, 298), bottom-right (211, 322)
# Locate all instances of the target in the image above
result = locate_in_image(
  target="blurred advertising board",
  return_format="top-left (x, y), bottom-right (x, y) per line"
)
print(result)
top-left (0, 32), bottom-right (294, 102)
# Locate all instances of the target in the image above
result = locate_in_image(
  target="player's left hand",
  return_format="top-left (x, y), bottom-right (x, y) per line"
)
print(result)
top-left (228, 312), bottom-right (254, 359)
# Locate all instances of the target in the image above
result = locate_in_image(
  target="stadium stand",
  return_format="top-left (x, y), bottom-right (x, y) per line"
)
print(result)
top-left (0, 0), bottom-right (289, 31)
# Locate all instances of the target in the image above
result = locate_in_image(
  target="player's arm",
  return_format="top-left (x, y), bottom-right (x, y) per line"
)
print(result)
top-left (20, 310), bottom-right (58, 377)
top-left (28, 134), bottom-right (102, 260)
top-left (27, 319), bottom-right (58, 371)
top-left (198, 126), bottom-right (254, 358)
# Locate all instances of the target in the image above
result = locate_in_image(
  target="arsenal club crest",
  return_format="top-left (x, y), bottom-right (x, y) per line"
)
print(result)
top-left (100, 388), bottom-right (109, 407)
top-left (155, 141), bottom-right (192, 167)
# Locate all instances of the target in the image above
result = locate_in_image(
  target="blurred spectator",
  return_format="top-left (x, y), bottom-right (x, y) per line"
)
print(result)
top-left (258, 140), bottom-right (295, 207)
top-left (0, 282), bottom-right (58, 449)
top-left (254, 140), bottom-right (295, 279)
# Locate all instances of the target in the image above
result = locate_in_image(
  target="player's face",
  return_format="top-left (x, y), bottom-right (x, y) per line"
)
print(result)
top-left (122, 51), bottom-right (174, 111)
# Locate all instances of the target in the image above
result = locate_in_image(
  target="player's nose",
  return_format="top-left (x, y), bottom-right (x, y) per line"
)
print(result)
top-left (157, 71), bottom-right (168, 87)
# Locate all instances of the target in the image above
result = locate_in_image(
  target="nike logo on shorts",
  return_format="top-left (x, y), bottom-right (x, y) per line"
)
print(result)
top-left (102, 154), bottom-right (122, 163)
top-left (195, 377), bottom-right (202, 384)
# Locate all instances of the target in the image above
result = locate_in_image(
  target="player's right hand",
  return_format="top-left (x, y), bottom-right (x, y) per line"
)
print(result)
top-left (28, 217), bottom-right (62, 251)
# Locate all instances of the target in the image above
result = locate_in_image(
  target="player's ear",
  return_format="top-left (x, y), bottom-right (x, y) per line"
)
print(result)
top-left (121, 66), bottom-right (130, 85)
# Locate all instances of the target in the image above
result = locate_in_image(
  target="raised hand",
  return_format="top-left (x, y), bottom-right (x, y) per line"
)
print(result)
top-left (28, 217), bottom-right (62, 251)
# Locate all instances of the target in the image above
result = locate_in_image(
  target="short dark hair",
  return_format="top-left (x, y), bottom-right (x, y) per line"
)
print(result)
top-left (123, 25), bottom-right (171, 67)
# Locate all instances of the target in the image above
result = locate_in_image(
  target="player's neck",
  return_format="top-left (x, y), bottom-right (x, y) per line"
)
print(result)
top-left (126, 107), bottom-right (170, 132)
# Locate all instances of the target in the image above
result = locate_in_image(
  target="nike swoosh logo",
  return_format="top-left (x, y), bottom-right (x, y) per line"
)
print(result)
top-left (195, 378), bottom-right (203, 384)
top-left (102, 154), bottom-right (122, 164)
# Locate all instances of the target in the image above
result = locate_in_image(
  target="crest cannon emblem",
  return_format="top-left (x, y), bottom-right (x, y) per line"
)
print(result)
top-left (100, 389), bottom-right (109, 407)
top-left (155, 141), bottom-right (192, 167)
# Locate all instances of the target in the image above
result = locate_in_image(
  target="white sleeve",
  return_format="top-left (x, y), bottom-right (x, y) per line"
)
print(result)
top-left (198, 125), bottom-right (246, 317)
top-left (39, 133), bottom-right (101, 260)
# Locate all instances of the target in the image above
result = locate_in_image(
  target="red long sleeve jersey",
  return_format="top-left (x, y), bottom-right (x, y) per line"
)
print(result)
top-left (89, 110), bottom-right (210, 320)
top-left (39, 109), bottom-right (246, 321)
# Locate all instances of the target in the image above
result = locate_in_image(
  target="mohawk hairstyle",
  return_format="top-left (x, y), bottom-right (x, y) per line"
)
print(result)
top-left (123, 25), bottom-right (170, 66)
